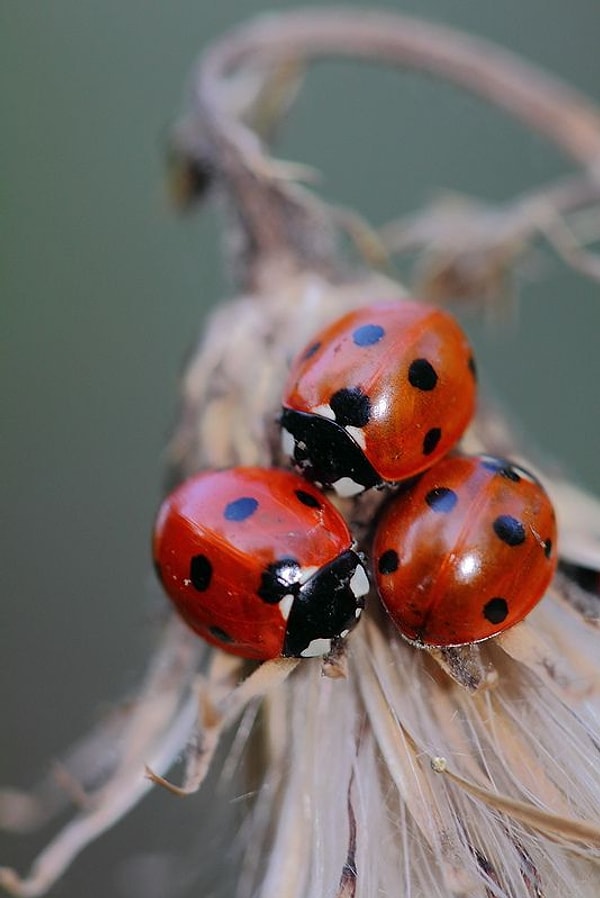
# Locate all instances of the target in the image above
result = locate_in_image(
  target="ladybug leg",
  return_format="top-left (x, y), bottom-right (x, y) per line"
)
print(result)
top-left (427, 644), bottom-right (498, 693)
top-left (321, 637), bottom-right (349, 679)
top-left (147, 655), bottom-right (299, 796)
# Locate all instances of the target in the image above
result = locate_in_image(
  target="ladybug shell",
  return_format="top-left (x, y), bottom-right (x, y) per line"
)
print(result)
top-left (153, 468), bottom-right (367, 660)
top-left (373, 455), bottom-right (557, 646)
top-left (282, 301), bottom-right (476, 493)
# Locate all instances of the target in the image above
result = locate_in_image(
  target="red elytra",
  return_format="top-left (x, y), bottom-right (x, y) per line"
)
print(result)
top-left (281, 300), bottom-right (477, 496)
top-left (372, 454), bottom-right (557, 646)
top-left (152, 467), bottom-right (369, 660)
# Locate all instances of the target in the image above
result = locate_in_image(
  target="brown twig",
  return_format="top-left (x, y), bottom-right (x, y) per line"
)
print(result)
top-left (380, 175), bottom-right (600, 255)
top-left (175, 9), bottom-right (600, 288)
top-left (378, 173), bottom-right (600, 297)
top-left (199, 9), bottom-right (600, 166)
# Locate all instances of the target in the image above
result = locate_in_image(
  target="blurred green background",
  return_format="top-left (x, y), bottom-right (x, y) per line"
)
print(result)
top-left (2, 2), bottom-right (599, 896)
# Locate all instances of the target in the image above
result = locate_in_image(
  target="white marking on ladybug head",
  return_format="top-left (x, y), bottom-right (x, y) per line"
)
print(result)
top-left (313, 403), bottom-right (336, 420)
top-left (355, 607), bottom-right (363, 619)
top-left (332, 476), bottom-right (364, 498)
top-left (339, 629), bottom-right (350, 639)
top-left (300, 637), bottom-right (332, 658)
top-left (350, 564), bottom-right (370, 599)
top-left (281, 427), bottom-right (296, 458)
top-left (279, 594), bottom-right (295, 621)
top-left (345, 425), bottom-right (366, 450)
top-left (300, 565), bottom-right (318, 584)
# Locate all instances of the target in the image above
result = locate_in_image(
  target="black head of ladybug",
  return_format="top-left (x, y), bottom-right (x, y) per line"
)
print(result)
top-left (280, 407), bottom-right (381, 497)
top-left (282, 550), bottom-right (370, 657)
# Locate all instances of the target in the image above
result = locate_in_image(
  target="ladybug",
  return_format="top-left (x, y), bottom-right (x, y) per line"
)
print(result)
top-left (281, 300), bottom-right (476, 497)
top-left (372, 454), bottom-right (557, 646)
top-left (152, 467), bottom-right (370, 660)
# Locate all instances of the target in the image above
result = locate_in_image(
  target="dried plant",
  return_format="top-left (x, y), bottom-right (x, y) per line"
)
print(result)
top-left (2, 9), bottom-right (600, 898)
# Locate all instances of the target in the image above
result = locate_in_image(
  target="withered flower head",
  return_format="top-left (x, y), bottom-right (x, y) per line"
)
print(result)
top-left (2, 10), bottom-right (600, 898)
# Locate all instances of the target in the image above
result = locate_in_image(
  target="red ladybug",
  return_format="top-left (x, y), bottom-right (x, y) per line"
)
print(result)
top-left (372, 454), bottom-right (557, 646)
top-left (152, 467), bottom-right (369, 660)
top-left (281, 300), bottom-right (476, 496)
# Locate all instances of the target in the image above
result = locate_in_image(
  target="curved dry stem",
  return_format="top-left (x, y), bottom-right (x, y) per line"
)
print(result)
top-left (379, 174), bottom-right (600, 298)
top-left (175, 8), bottom-right (600, 288)
top-left (432, 759), bottom-right (600, 850)
top-left (0, 696), bottom-right (198, 898)
top-left (146, 656), bottom-right (299, 797)
top-left (0, 617), bottom-right (203, 897)
top-left (198, 9), bottom-right (600, 170)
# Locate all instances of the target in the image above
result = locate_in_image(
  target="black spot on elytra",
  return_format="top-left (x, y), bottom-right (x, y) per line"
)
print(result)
top-left (408, 358), bottom-right (438, 391)
top-left (302, 341), bottom-right (321, 360)
top-left (493, 514), bottom-right (526, 546)
top-left (352, 323), bottom-right (385, 347)
top-left (209, 625), bottom-right (233, 644)
top-left (483, 596), bottom-right (509, 624)
top-left (498, 466), bottom-right (521, 482)
top-left (329, 386), bottom-right (372, 428)
top-left (543, 538), bottom-right (553, 558)
top-left (295, 489), bottom-right (321, 509)
top-left (378, 549), bottom-right (399, 574)
top-left (481, 456), bottom-right (521, 482)
top-left (224, 496), bottom-right (258, 522)
top-left (257, 558), bottom-right (302, 604)
top-left (423, 427), bottom-right (442, 456)
top-left (190, 554), bottom-right (212, 591)
top-left (425, 487), bottom-right (458, 513)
